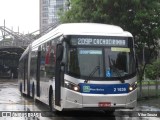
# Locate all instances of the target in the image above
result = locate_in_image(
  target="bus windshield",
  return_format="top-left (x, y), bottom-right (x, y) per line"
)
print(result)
top-left (68, 48), bottom-right (104, 78)
top-left (67, 36), bottom-right (136, 80)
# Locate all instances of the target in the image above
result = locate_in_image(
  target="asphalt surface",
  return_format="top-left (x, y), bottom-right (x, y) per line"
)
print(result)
top-left (0, 79), bottom-right (159, 120)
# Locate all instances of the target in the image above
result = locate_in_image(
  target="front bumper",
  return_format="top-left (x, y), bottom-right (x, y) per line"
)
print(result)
top-left (61, 88), bottom-right (137, 110)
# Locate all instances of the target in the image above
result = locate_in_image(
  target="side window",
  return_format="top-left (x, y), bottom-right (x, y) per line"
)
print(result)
top-left (45, 41), bottom-right (56, 79)
top-left (30, 48), bottom-right (38, 80)
top-left (39, 37), bottom-right (59, 80)
top-left (24, 54), bottom-right (28, 80)
top-left (40, 44), bottom-right (46, 79)
top-left (18, 58), bottom-right (24, 80)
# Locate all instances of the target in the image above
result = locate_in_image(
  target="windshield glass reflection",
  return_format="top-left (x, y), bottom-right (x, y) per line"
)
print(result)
top-left (105, 47), bottom-right (136, 78)
top-left (67, 47), bottom-right (136, 80)
top-left (67, 48), bottom-right (104, 78)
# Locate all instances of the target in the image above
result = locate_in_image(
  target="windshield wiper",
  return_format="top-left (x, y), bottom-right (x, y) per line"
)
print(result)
top-left (108, 55), bottom-right (125, 83)
top-left (110, 66), bottom-right (125, 83)
top-left (84, 66), bottom-right (100, 83)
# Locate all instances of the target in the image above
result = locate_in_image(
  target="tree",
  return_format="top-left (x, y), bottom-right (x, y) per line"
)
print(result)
top-left (145, 59), bottom-right (160, 80)
top-left (59, 0), bottom-right (160, 80)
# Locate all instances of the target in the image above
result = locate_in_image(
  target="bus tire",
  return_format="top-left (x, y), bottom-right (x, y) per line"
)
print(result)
top-left (49, 89), bottom-right (54, 111)
top-left (49, 89), bottom-right (58, 112)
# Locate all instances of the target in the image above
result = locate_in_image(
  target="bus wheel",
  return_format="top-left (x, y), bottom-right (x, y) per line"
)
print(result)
top-left (49, 90), bottom-right (54, 111)
top-left (49, 89), bottom-right (59, 113)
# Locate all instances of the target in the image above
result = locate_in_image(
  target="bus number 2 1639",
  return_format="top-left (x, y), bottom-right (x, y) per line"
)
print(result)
top-left (114, 88), bottom-right (126, 92)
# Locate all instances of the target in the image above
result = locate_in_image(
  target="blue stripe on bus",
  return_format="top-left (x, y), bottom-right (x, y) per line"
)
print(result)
top-left (79, 83), bottom-right (129, 94)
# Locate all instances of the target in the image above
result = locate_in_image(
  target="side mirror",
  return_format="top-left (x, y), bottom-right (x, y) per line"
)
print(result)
top-left (56, 44), bottom-right (64, 61)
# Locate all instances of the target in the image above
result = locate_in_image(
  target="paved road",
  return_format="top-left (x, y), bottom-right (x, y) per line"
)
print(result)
top-left (0, 79), bottom-right (159, 120)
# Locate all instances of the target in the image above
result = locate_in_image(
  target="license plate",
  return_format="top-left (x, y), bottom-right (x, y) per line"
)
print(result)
top-left (98, 102), bottom-right (111, 107)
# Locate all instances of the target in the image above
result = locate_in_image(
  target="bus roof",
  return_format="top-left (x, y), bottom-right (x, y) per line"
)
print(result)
top-left (57, 23), bottom-right (132, 37)
top-left (31, 23), bottom-right (133, 48)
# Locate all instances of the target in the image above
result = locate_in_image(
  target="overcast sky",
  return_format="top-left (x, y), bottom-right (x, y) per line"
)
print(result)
top-left (0, 0), bottom-right (39, 34)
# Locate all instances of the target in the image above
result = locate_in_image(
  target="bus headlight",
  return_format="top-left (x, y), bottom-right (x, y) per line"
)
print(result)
top-left (64, 80), bottom-right (80, 92)
top-left (129, 81), bottom-right (137, 92)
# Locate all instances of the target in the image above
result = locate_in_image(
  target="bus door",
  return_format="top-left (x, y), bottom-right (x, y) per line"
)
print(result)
top-left (36, 47), bottom-right (41, 97)
top-left (55, 44), bottom-right (64, 107)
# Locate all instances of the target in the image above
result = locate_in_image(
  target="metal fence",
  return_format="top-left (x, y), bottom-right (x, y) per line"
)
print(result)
top-left (137, 80), bottom-right (160, 99)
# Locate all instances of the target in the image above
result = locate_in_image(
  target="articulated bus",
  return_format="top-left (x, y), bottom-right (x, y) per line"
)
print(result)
top-left (18, 23), bottom-right (137, 112)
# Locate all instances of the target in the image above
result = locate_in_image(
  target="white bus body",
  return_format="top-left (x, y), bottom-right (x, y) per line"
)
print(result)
top-left (18, 23), bottom-right (137, 111)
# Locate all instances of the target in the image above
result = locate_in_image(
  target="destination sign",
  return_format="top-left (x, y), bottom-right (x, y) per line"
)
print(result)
top-left (71, 37), bottom-right (128, 47)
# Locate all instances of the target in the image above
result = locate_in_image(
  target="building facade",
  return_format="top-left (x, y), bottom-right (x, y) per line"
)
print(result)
top-left (40, 0), bottom-right (67, 34)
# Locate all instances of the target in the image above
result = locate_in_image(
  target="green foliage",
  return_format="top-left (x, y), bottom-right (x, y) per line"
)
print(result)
top-left (59, 0), bottom-right (160, 48)
top-left (59, 0), bottom-right (160, 80)
top-left (145, 59), bottom-right (160, 80)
